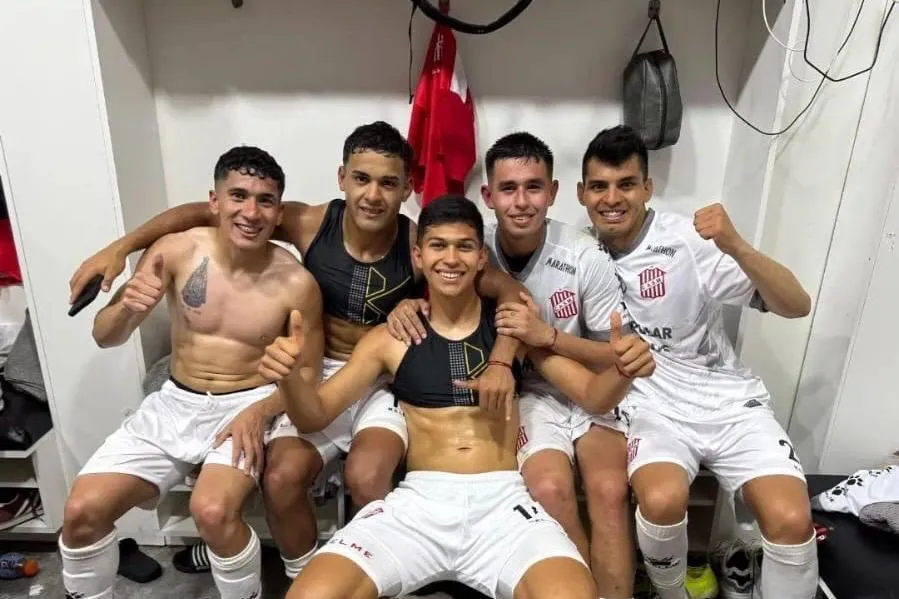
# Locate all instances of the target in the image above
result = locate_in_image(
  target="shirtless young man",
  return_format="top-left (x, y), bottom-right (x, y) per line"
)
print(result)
top-left (389, 132), bottom-right (641, 599)
top-left (261, 195), bottom-right (655, 599)
top-left (579, 126), bottom-right (817, 599)
top-left (59, 147), bottom-right (324, 599)
top-left (67, 121), bottom-right (526, 578)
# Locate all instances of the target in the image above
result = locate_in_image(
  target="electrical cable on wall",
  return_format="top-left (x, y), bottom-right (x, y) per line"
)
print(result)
top-left (408, 0), bottom-right (532, 34)
top-left (801, 0), bottom-right (894, 82)
top-left (407, 0), bottom-right (533, 100)
top-left (716, 0), bottom-right (891, 136)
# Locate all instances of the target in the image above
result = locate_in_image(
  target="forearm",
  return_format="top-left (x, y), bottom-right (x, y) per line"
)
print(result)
top-left (530, 349), bottom-right (631, 414)
top-left (549, 330), bottom-right (615, 371)
top-left (279, 374), bottom-right (331, 433)
top-left (582, 367), bottom-right (633, 414)
top-left (116, 203), bottom-right (214, 255)
top-left (92, 304), bottom-right (143, 348)
top-left (489, 333), bottom-right (522, 365)
top-left (731, 242), bottom-right (811, 318)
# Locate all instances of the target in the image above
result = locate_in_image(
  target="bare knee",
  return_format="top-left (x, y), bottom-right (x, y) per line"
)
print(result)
top-left (527, 472), bottom-right (578, 519)
top-left (637, 482), bottom-right (688, 525)
top-left (190, 493), bottom-right (239, 536)
top-left (264, 443), bottom-right (320, 508)
top-left (759, 503), bottom-right (813, 544)
top-left (264, 462), bottom-right (309, 500)
top-left (344, 443), bottom-right (401, 506)
top-left (63, 490), bottom-right (114, 547)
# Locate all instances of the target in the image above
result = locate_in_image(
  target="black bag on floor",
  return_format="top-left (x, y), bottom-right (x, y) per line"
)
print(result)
top-left (622, 1), bottom-right (682, 150)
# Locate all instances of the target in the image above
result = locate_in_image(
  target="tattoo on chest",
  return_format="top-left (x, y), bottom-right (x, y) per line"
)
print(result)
top-left (181, 257), bottom-right (209, 308)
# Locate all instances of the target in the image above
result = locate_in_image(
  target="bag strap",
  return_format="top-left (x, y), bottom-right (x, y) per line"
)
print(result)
top-left (631, 5), bottom-right (671, 57)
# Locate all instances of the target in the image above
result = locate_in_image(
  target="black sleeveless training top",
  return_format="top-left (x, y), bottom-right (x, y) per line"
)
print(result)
top-left (390, 299), bottom-right (521, 408)
top-left (304, 199), bottom-right (417, 325)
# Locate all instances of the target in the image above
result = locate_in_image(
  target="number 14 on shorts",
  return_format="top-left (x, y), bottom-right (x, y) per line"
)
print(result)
top-left (513, 503), bottom-right (543, 521)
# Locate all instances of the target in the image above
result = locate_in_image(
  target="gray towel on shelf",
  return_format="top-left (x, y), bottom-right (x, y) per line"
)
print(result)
top-left (858, 501), bottom-right (899, 535)
top-left (4, 310), bottom-right (46, 402)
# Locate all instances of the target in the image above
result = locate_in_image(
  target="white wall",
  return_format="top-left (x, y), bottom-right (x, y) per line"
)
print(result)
top-left (819, 173), bottom-right (899, 474)
top-left (143, 0), bottom-right (752, 230)
top-left (0, 0), bottom-right (160, 539)
top-left (736, 0), bottom-right (899, 470)
top-left (92, 0), bottom-right (171, 366)
top-left (794, 0), bottom-right (899, 474)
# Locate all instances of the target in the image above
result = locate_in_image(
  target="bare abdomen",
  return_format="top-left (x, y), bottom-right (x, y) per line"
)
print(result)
top-left (403, 404), bottom-right (519, 474)
top-left (323, 314), bottom-right (375, 361)
top-left (170, 331), bottom-right (268, 394)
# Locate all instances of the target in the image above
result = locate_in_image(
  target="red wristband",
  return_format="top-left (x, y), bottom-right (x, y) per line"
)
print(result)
top-left (615, 362), bottom-right (634, 379)
top-left (487, 360), bottom-right (513, 370)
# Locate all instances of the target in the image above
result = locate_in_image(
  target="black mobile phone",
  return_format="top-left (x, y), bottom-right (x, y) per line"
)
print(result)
top-left (68, 274), bottom-right (104, 317)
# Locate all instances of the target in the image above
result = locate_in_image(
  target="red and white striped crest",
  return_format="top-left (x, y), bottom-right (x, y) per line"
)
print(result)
top-left (639, 267), bottom-right (666, 299)
top-left (516, 426), bottom-right (529, 452)
top-left (550, 289), bottom-right (578, 319)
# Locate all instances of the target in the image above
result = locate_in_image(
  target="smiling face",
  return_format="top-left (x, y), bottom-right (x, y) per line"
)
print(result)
top-left (209, 170), bottom-right (283, 250)
top-left (578, 154), bottom-right (653, 250)
top-left (481, 157), bottom-right (558, 244)
top-left (338, 150), bottom-right (411, 234)
top-left (413, 221), bottom-right (486, 298)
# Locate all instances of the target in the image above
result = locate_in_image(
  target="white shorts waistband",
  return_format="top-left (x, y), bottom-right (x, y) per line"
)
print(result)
top-left (161, 379), bottom-right (276, 405)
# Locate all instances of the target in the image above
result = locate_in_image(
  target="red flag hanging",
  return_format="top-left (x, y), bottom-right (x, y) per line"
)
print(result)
top-left (407, 16), bottom-right (476, 209)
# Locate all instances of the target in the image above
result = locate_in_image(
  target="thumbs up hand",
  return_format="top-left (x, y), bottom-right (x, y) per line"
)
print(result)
top-left (259, 309), bottom-right (305, 382)
top-left (608, 311), bottom-right (656, 379)
top-left (609, 311), bottom-right (623, 345)
top-left (122, 254), bottom-right (166, 314)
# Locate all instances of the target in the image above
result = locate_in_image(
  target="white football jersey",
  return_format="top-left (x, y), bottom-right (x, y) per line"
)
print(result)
top-left (591, 209), bottom-right (771, 422)
top-left (485, 219), bottom-right (623, 396)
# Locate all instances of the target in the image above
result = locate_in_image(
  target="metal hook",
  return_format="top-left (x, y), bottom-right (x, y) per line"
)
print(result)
top-left (232, 0), bottom-right (243, 7)
top-left (648, 0), bottom-right (660, 19)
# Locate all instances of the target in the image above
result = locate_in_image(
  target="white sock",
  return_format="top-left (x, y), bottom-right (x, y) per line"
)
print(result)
top-left (760, 532), bottom-right (818, 599)
top-left (281, 543), bottom-right (317, 579)
top-left (207, 526), bottom-right (262, 599)
top-left (59, 528), bottom-right (118, 599)
top-left (635, 507), bottom-right (688, 599)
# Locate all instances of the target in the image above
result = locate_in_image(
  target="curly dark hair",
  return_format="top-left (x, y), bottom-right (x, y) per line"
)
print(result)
top-left (214, 146), bottom-right (286, 195)
top-left (342, 121), bottom-right (413, 175)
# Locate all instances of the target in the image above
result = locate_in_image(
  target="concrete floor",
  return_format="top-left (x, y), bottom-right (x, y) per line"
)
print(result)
top-left (0, 541), bottom-right (828, 599)
top-left (0, 541), bottom-right (478, 599)
top-left (0, 542), bottom-right (290, 599)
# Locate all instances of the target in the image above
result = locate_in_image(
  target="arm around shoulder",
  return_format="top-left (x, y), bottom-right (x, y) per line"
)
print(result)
top-left (70, 202), bottom-right (214, 301)
top-left (92, 234), bottom-right (180, 348)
